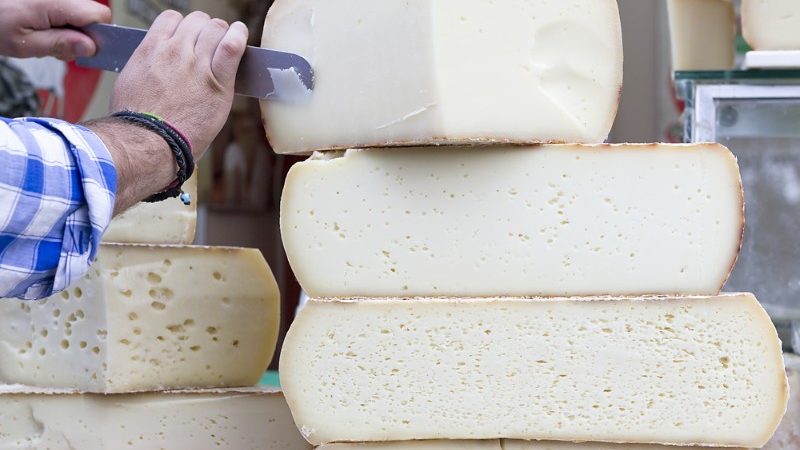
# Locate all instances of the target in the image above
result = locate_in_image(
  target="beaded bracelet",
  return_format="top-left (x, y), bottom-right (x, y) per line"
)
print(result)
top-left (111, 111), bottom-right (194, 205)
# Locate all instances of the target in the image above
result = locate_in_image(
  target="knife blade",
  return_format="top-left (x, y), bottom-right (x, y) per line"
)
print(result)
top-left (76, 23), bottom-right (314, 103)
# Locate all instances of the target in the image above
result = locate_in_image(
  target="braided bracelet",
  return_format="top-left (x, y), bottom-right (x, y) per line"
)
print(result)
top-left (111, 111), bottom-right (194, 205)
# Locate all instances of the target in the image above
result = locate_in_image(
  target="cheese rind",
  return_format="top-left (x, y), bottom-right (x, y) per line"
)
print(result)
top-left (280, 294), bottom-right (787, 447)
top-left (0, 245), bottom-right (280, 393)
top-left (742, 0), bottom-right (800, 51)
top-left (261, 0), bottom-right (623, 154)
top-left (317, 442), bottom-right (742, 450)
top-left (281, 144), bottom-right (743, 298)
top-left (503, 442), bottom-right (742, 450)
top-left (764, 355), bottom-right (800, 450)
top-left (666, 0), bottom-right (735, 70)
top-left (104, 174), bottom-right (197, 244)
top-left (0, 387), bottom-right (311, 450)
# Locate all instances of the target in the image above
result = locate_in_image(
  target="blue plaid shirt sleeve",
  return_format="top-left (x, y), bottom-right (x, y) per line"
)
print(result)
top-left (0, 117), bottom-right (117, 300)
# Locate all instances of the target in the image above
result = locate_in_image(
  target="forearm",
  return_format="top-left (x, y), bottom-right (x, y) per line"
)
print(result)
top-left (84, 118), bottom-right (178, 215)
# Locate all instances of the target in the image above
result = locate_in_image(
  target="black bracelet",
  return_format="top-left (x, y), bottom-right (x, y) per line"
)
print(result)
top-left (111, 111), bottom-right (195, 205)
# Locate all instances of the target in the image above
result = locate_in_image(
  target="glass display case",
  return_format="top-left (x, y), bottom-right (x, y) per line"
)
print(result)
top-left (676, 70), bottom-right (800, 353)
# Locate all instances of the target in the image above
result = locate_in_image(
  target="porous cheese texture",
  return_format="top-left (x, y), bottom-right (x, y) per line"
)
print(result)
top-left (764, 355), bottom-right (800, 450)
top-left (318, 442), bottom-right (741, 450)
top-left (0, 245), bottom-right (279, 393)
top-left (281, 294), bottom-right (787, 447)
top-left (0, 387), bottom-right (311, 450)
top-left (281, 144), bottom-right (743, 298)
top-left (261, 0), bottom-right (623, 154)
top-left (104, 174), bottom-right (197, 244)
top-left (666, 0), bottom-right (735, 70)
top-left (742, 0), bottom-right (800, 51)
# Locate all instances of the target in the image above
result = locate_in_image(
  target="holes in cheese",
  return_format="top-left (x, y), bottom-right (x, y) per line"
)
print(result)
top-left (281, 144), bottom-right (743, 298)
top-left (742, 0), bottom-right (800, 51)
top-left (0, 387), bottom-right (311, 449)
top-left (0, 245), bottom-right (280, 393)
top-left (260, 0), bottom-right (623, 154)
top-left (103, 174), bottom-right (198, 244)
top-left (280, 295), bottom-right (787, 447)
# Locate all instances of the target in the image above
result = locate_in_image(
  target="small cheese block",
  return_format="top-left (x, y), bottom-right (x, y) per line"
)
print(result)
top-left (742, 0), bottom-right (800, 51)
top-left (666, 0), bottom-right (735, 70)
top-left (261, 0), bottom-right (623, 154)
top-left (103, 174), bottom-right (197, 244)
top-left (280, 294), bottom-right (787, 447)
top-left (0, 386), bottom-right (311, 449)
top-left (764, 354), bottom-right (800, 450)
top-left (317, 442), bottom-right (742, 450)
top-left (0, 244), bottom-right (279, 393)
top-left (281, 144), bottom-right (743, 298)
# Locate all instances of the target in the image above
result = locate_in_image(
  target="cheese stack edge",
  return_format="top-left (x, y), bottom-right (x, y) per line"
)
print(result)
top-left (281, 144), bottom-right (743, 298)
top-left (261, 0), bottom-right (623, 154)
top-left (0, 244), bottom-right (280, 393)
top-left (0, 386), bottom-right (311, 450)
top-left (280, 294), bottom-right (787, 447)
top-left (317, 441), bottom-right (746, 450)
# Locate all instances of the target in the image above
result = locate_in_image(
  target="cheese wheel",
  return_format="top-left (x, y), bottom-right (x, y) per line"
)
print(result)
top-left (742, 0), bottom-right (800, 51)
top-left (0, 245), bottom-right (280, 393)
top-left (281, 144), bottom-right (743, 298)
top-left (261, 0), bottom-right (623, 154)
top-left (0, 386), bottom-right (311, 450)
top-left (666, 0), bottom-right (735, 70)
top-left (281, 294), bottom-right (787, 447)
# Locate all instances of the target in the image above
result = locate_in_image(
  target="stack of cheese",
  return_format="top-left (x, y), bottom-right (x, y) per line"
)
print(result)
top-left (261, 0), bottom-right (789, 449)
top-left (0, 185), bottom-right (311, 448)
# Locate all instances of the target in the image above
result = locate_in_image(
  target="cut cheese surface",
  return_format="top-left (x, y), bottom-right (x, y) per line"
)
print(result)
top-left (104, 174), bottom-right (197, 244)
top-left (666, 0), bottom-right (735, 70)
top-left (261, 0), bottom-right (623, 154)
top-left (0, 245), bottom-right (279, 393)
top-left (0, 387), bottom-right (311, 450)
top-left (280, 294), bottom-right (787, 447)
top-left (281, 144), bottom-right (743, 298)
top-left (742, 0), bottom-right (800, 51)
top-left (764, 356), bottom-right (800, 450)
top-left (317, 442), bottom-right (742, 450)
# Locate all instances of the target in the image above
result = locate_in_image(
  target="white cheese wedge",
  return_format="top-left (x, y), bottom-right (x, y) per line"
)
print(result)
top-left (742, 0), bottom-right (800, 51)
top-left (261, 0), bottom-right (623, 154)
top-left (0, 386), bottom-right (311, 450)
top-left (280, 294), bottom-right (787, 447)
top-left (281, 144), bottom-right (743, 298)
top-left (103, 174), bottom-right (197, 244)
top-left (666, 0), bottom-right (735, 70)
top-left (317, 442), bottom-right (741, 450)
top-left (0, 245), bottom-right (279, 393)
top-left (764, 355), bottom-right (800, 450)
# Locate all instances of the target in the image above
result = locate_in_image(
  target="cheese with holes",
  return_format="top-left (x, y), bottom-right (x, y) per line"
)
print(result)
top-left (104, 174), bottom-right (197, 244)
top-left (281, 144), bottom-right (743, 298)
top-left (281, 294), bottom-right (787, 447)
top-left (0, 387), bottom-right (311, 449)
top-left (0, 244), bottom-right (279, 393)
top-left (261, 0), bottom-right (623, 154)
top-left (742, 0), bottom-right (800, 51)
top-left (764, 354), bottom-right (800, 450)
top-left (666, 0), bottom-right (735, 70)
top-left (317, 442), bottom-right (741, 450)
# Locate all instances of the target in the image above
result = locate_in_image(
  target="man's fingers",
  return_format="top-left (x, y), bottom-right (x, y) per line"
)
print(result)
top-left (146, 10), bottom-right (183, 42)
top-left (195, 19), bottom-right (229, 60)
top-left (40, 0), bottom-right (112, 27)
top-left (172, 11), bottom-right (212, 48)
top-left (21, 29), bottom-right (96, 60)
top-left (211, 21), bottom-right (248, 87)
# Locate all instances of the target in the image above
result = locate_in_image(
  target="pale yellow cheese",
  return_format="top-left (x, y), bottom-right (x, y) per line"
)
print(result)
top-left (763, 354), bottom-right (800, 450)
top-left (261, 0), bottom-right (623, 154)
top-left (0, 245), bottom-right (280, 393)
top-left (281, 294), bottom-right (787, 447)
top-left (0, 386), bottom-right (311, 449)
top-left (666, 0), bottom-right (736, 71)
top-left (742, 0), bottom-right (800, 51)
top-left (103, 174), bottom-right (197, 244)
top-left (281, 144), bottom-right (743, 298)
top-left (317, 442), bottom-right (743, 450)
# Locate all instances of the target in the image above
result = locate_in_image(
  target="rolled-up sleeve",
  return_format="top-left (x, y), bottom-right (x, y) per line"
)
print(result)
top-left (0, 117), bottom-right (117, 300)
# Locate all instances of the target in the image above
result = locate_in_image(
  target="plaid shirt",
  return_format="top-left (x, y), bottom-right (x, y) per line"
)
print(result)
top-left (0, 117), bottom-right (116, 300)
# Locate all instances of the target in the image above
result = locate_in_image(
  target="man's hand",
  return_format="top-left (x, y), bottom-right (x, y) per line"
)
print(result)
top-left (111, 10), bottom-right (249, 160)
top-left (0, 0), bottom-right (111, 60)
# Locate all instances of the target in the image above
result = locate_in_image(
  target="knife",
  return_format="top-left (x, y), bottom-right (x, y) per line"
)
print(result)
top-left (76, 23), bottom-right (314, 103)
